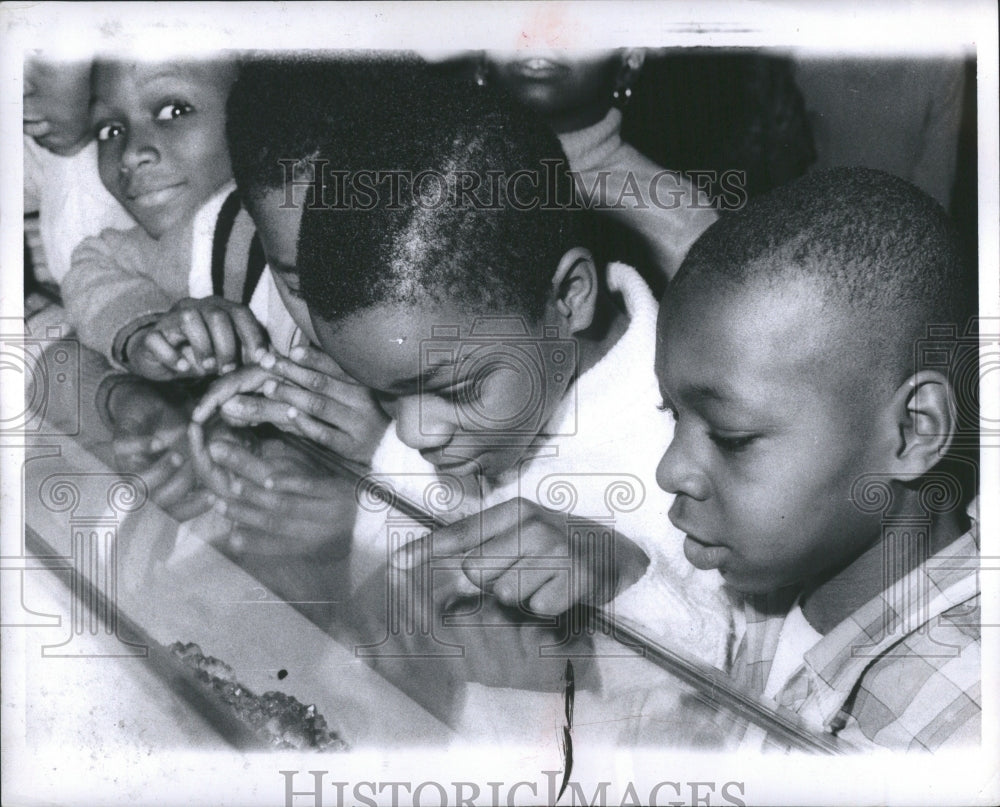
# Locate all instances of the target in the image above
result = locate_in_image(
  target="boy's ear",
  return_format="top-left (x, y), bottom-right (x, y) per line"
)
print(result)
top-left (549, 247), bottom-right (599, 335)
top-left (888, 370), bottom-right (956, 480)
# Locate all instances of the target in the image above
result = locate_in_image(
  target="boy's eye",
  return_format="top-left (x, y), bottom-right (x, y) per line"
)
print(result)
top-left (709, 432), bottom-right (758, 453)
top-left (155, 101), bottom-right (194, 121)
top-left (95, 122), bottom-right (124, 142)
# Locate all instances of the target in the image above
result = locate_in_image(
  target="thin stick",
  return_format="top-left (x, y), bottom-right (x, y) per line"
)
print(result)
top-left (287, 435), bottom-right (851, 754)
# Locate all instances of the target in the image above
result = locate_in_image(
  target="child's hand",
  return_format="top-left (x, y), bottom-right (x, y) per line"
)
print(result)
top-left (106, 378), bottom-right (213, 522)
top-left (124, 296), bottom-right (267, 381)
top-left (188, 426), bottom-right (356, 558)
top-left (392, 497), bottom-right (650, 616)
top-left (192, 346), bottom-right (390, 465)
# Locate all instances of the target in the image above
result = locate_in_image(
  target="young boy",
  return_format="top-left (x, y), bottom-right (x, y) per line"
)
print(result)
top-left (292, 67), bottom-right (733, 668)
top-left (655, 167), bottom-right (979, 750)
top-left (24, 52), bottom-right (134, 285)
top-left (188, 55), bottom-right (395, 466)
top-left (61, 56), bottom-right (268, 379)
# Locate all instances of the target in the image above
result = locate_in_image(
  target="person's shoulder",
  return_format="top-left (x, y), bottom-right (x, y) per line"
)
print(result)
top-left (845, 592), bottom-right (980, 751)
top-left (70, 223), bottom-right (150, 260)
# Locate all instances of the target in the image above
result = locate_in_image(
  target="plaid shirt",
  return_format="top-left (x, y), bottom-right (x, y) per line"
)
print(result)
top-left (730, 521), bottom-right (981, 751)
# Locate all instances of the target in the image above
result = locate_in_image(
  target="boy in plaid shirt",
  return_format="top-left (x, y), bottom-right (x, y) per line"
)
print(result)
top-left (654, 167), bottom-right (979, 750)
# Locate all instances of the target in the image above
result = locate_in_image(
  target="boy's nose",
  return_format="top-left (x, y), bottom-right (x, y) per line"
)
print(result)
top-left (119, 126), bottom-right (160, 173)
top-left (656, 437), bottom-right (710, 500)
top-left (393, 396), bottom-right (454, 451)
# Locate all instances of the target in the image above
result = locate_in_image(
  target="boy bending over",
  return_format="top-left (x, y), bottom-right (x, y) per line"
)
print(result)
top-left (294, 67), bottom-right (733, 668)
top-left (656, 167), bottom-right (979, 750)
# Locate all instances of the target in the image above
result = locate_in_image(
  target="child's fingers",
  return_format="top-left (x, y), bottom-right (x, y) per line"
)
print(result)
top-left (165, 489), bottom-right (216, 523)
top-left (144, 423), bottom-right (187, 453)
top-left (226, 306), bottom-right (267, 364)
top-left (179, 309), bottom-right (216, 371)
top-left (178, 345), bottom-right (201, 375)
top-left (211, 496), bottom-right (319, 541)
top-left (148, 458), bottom-right (198, 510)
top-left (219, 394), bottom-right (294, 429)
top-left (191, 366), bottom-right (273, 423)
top-left (137, 449), bottom-right (189, 493)
top-left (206, 439), bottom-right (273, 489)
top-left (261, 354), bottom-right (335, 397)
top-left (112, 432), bottom-right (158, 456)
top-left (524, 574), bottom-right (572, 616)
top-left (218, 479), bottom-right (335, 524)
top-left (276, 346), bottom-right (356, 384)
top-left (187, 422), bottom-right (233, 497)
top-left (290, 345), bottom-right (356, 381)
top-left (140, 330), bottom-right (190, 373)
top-left (393, 498), bottom-right (523, 568)
top-left (203, 307), bottom-right (238, 372)
top-left (271, 409), bottom-right (355, 457)
top-left (264, 379), bottom-right (357, 426)
top-left (488, 566), bottom-right (561, 610)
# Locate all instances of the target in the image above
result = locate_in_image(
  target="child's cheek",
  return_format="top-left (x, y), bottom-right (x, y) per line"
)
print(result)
top-left (97, 148), bottom-right (125, 202)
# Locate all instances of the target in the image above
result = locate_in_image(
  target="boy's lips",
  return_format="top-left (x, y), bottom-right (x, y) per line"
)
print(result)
top-left (422, 453), bottom-right (480, 476)
top-left (23, 119), bottom-right (52, 138)
top-left (682, 533), bottom-right (728, 572)
top-left (126, 182), bottom-right (187, 209)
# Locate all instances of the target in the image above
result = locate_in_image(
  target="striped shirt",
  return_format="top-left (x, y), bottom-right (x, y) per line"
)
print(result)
top-left (730, 520), bottom-right (981, 751)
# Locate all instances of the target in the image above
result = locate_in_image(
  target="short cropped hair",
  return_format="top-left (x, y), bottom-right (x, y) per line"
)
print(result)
top-left (673, 167), bottom-right (976, 388)
top-left (295, 66), bottom-right (583, 324)
top-left (225, 52), bottom-right (422, 202)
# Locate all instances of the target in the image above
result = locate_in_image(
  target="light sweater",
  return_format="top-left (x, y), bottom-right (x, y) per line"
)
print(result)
top-left (23, 137), bottom-right (135, 284)
top-left (353, 262), bottom-right (732, 668)
top-left (62, 182), bottom-right (265, 366)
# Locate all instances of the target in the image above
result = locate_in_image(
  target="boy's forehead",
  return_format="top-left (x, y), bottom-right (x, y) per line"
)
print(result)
top-left (93, 59), bottom-right (235, 93)
top-left (659, 274), bottom-right (853, 391)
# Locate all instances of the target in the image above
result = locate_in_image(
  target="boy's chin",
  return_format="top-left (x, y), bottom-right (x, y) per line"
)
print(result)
top-left (716, 569), bottom-right (789, 596)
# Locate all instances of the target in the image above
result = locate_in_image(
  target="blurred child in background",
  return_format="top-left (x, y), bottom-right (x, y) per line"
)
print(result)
top-left (479, 49), bottom-right (717, 295)
top-left (24, 52), bottom-right (133, 288)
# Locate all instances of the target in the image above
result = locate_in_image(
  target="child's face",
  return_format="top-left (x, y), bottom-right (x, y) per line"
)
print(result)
top-left (484, 50), bottom-right (624, 133)
top-left (312, 301), bottom-right (573, 481)
top-left (24, 56), bottom-right (92, 156)
top-left (91, 60), bottom-right (236, 238)
top-left (655, 278), bottom-right (890, 594)
top-left (243, 188), bottom-right (317, 345)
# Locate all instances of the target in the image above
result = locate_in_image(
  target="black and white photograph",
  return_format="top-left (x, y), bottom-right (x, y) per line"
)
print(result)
top-left (2, 2), bottom-right (997, 805)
